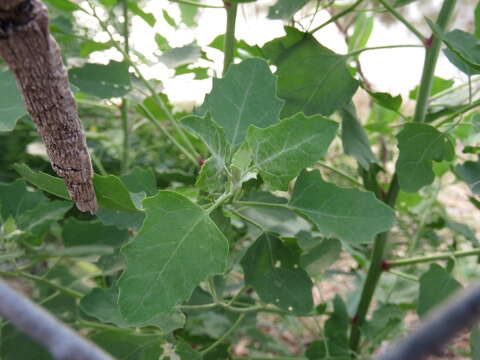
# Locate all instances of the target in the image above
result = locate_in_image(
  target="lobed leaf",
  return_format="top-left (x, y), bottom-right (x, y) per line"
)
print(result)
top-left (118, 191), bottom-right (229, 323)
top-left (204, 58), bottom-right (284, 147)
top-left (241, 233), bottom-right (313, 314)
top-left (264, 27), bottom-right (358, 117)
top-left (396, 123), bottom-right (454, 192)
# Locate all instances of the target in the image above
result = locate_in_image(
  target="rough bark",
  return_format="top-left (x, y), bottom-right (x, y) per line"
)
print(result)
top-left (0, 0), bottom-right (97, 213)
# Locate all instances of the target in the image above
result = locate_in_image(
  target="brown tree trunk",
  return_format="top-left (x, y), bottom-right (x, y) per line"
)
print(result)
top-left (0, 0), bottom-right (97, 213)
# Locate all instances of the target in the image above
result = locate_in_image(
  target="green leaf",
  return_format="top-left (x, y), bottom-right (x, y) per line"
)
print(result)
top-left (339, 102), bottom-right (376, 170)
top-left (175, 64), bottom-right (209, 80)
top-left (362, 304), bottom-right (403, 345)
top-left (135, 93), bottom-right (173, 121)
top-left (307, 295), bottom-right (350, 359)
top-left (368, 91), bottom-right (402, 112)
top-left (264, 27), bottom-right (358, 117)
top-left (155, 33), bottom-right (170, 51)
top-left (417, 264), bottom-right (462, 317)
top-left (90, 330), bottom-right (164, 359)
top-left (118, 191), bottom-right (228, 323)
top-left (98, 0), bottom-right (117, 6)
top-left (14, 164), bottom-right (141, 212)
top-left (182, 114), bottom-right (232, 169)
top-left (69, 61), bottom-right (131, 99)
top-left (81, 287), bottom-right (185, 331)
top-left (241, 233), bottom-right (313, 314)
top-left (238, 191), bottom-right (311, 237)
top-left (208, 35), bottom-right (265, 59)
top-left (396, 123), bottom-right (455, 192)
top-left (178, 0), bottom-right (199, 27)
top-left (393, 0), bottom-right (418, 6)
top-left (455, 157), bottom-right (480, 194)
top-left (44, 0), bottom-right (82, 11)
top-left (471, 326), bottom-right (480, 360)
top-left (182, 114), bottom-right (232, 192)
top-left (79, 40), bottom-right (113, 57)
top-left (289, 170), bottom-right (395, 244)
top-left (63, 218), bottom-right (129, 247)
top-left (175, 342), bottom-right (203, 360)
top-left (324, 295), bottom-right (349, 349)
top-left (427, 20), bottom-right (480, 73)
top-left (163, 9), bottom-right (178, 28)
top-left (159, 43), bottom-right (201, 69)
top-left (300, 238), bottom-right (341, 276)
top-left (127, 1), bottom-right (156, 26)
top-left (409, 76), bottom-right (454, 100)
top-left (246, 113), bottom-right (338, 190)
top-left (96, 208), bottom-right (145, 230)
top-left (267, 0), bottom-right (309, 20)
top-left (121, 167), bottom-right (157, 196)
top-left (204, 58), bottom-right (284, 147)
top-left (17, 200), bottom-right (72, 238)
top-left (94, 174), bottom-right (141, 212)
top-left (0, 70), bottom-right (27, 132)
top-left (0, 325), bottom-right (52, 360)
top-left (13, 163), bottom-right (70, 200)
top-left (348, 13), bottom-right (374, 53)
top-left (0, 180), bottom-right (44, 221)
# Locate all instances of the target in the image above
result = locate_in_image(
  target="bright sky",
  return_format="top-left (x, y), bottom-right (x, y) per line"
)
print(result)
top-left (88, 0), bottom-right (469, 107)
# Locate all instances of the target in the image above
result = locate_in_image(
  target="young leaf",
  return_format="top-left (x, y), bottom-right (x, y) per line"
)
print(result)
top-left (240, 233), bottom-right (313, 314)
top-left (396, 123), bottom-right (455, 192)
top-left (81, 287), bottom-right (185, 332)
top-left (182, 114), bottom-right (232, 168)
top-left (0, 70), bottom-right (27, 132)
top-left (267, 0), bottom-right (309, 20)
top-left (264, 27), bottom-right (358, 117)
top-left (455, 157), bottom-right (480, 194)
top-left (182, 114), bottom-right (232, 193)
top-left (118, 191), bottom-right (229, 323)
top-left (246, 113), bottom-right (338, 190)
top-left (339, 102), bottom-right (376, 170)
top-left (289, 170), bottom-right (395, 244)
top-left (204, 58), bottom-right (284, 147)
top-left (417, 264), bottom-right (462, 317)
top-left (69, 61), bottom-right (131, 99)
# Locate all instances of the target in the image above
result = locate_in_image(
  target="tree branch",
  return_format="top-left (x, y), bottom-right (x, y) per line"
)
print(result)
top-left (0, 279), bottom-right (113, 360)
top-left (374, 281), bottom-right (480, 360)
